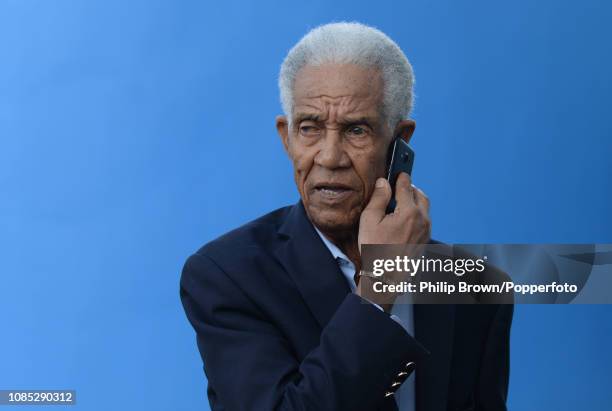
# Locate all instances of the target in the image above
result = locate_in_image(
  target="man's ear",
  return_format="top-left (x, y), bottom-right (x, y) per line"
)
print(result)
top-left (393, 119), bottom-right (416, 143)
top-left (276, 115), bottom-right (290, 154)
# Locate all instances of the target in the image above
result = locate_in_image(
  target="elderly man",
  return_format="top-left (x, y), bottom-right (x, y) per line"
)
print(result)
top-left (180, 22), bottom-right (513, 411)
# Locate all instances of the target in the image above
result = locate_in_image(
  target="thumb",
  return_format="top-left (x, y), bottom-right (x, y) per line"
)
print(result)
top-left (363, 178), bottom-right (391, 219)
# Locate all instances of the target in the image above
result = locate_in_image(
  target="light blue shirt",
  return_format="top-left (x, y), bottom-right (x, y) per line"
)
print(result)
top-left (313, 226), bottom-right (416, 411)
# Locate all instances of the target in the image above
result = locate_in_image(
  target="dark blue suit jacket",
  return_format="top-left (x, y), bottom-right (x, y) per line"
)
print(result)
top-left (180, 201), bottom-right (513, 411)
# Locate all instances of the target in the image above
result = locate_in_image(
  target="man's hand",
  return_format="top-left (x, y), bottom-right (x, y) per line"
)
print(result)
top-left (356, 172), bottom-right (431, 310)
top-left (359, 172), bottom-right (431, 247)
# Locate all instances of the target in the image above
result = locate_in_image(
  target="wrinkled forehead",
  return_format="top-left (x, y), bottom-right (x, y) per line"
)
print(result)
top-left (291, 63), bottom-right (384, 121)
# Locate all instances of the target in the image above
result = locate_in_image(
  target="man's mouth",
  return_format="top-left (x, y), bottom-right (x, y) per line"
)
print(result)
top-left (313, 184), bottom-right (353, 201)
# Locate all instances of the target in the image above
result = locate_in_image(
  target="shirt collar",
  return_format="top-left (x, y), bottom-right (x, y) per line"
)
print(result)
top-left (312, 224), bottom-right (353, 267)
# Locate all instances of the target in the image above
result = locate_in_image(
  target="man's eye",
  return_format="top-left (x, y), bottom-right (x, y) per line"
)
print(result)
top-left (347, 126), bottom-right (367, 136)
top-left (300, 126), bottom-right (321, 136)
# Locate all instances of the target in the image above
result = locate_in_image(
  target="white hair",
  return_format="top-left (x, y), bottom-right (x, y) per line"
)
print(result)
top-left (278, 21), bottom-right (414, 130)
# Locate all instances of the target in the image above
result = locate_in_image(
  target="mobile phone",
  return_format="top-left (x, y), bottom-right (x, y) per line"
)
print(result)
top-left (385, 137), bottom-right (415, 214)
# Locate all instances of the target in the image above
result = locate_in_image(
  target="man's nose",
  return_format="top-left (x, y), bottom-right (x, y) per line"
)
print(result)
top-left (314, 131), bottom-right (350, 169)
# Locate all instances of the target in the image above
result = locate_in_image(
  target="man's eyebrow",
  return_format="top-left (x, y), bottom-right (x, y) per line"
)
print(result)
top-left (340, 116), bottom-right (378, 127)
top-left (293, 113), bottom-right (321, 122)
top-left (292, 113), bottom-right (379, 127)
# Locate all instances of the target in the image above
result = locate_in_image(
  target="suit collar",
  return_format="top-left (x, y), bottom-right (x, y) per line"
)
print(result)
top-left (274, 200), bottom-right (351, 329)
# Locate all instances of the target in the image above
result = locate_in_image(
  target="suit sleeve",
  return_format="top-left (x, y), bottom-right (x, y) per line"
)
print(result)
top-left (180, 252), bottom-right (426, 411)
top-left (476, 303), bottom-right (514, 411)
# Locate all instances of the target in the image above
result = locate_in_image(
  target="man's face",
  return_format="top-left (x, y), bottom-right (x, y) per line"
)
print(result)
top-left (276, 63), bottom-right (399, 234)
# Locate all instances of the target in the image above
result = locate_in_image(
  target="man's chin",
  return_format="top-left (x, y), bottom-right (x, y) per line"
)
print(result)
top-left (304, 202), bottom-right (360, 233)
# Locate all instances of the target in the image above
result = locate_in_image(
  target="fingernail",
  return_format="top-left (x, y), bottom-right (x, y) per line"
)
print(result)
top-left (376, 178), bottom-right (385, 188)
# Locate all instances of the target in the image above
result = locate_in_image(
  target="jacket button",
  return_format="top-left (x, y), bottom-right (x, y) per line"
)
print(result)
top-left (405, 361), bottom-right (416, 372)
top-left (391, 381), bottom-right (402, 388)
top-left (396, 371), bottom-right (410, 383)
top-left (384, 391), bottom-right (394, 398)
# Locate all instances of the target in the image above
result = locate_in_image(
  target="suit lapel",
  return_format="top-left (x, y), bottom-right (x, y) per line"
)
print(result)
top-left (273, 200), bottom-right (351, 329)
top-left (414, 304), bottom-right (455, 411)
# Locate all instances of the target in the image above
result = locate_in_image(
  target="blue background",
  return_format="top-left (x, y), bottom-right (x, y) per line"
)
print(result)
top-left (1, 0), bottom-right (611, 410)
